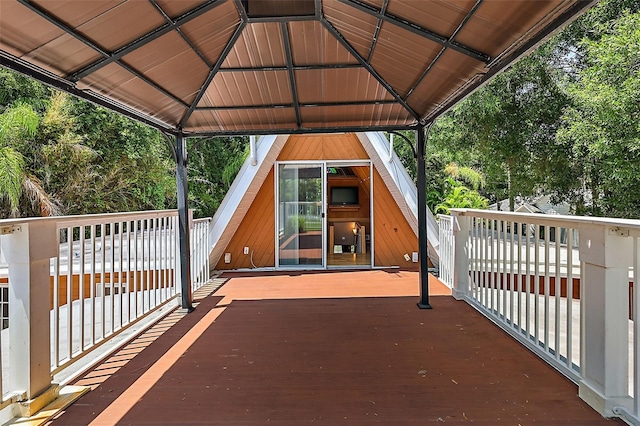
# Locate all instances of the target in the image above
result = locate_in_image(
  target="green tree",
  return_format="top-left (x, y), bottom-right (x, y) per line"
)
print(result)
top-left (557, 9), bottom-right (640, 217)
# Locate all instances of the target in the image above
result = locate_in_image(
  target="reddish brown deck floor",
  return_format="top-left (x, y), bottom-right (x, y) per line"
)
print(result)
top-left (54, 270), bottom-right (620, 425)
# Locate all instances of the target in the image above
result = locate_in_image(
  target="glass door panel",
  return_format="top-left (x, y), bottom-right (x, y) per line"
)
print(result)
top-left (277, 164), bottom-right (324, 267)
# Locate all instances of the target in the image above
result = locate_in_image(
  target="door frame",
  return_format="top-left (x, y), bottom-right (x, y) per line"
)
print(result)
top-left (325, 160), bottom-right (373, 269)
top-left (274, 161), bottom-right (327, 269)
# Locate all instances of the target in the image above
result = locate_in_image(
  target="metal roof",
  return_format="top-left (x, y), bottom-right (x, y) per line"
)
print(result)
top-left (0, 0), bottom-right (596, 136)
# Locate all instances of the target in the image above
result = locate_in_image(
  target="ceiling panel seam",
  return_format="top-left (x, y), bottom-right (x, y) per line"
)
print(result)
top-left (321, 17), bottom-right (420, 122)
top-left (281, 22), bottom-right (302, 129)
top-left (338, 0), bottom-right (491, 64)
top-left (404, 0), bottom-right (485, 101)
top-left (179, 20), bottom-right (248, 128)
top-left (196, 100), bottom-right (398, 111)
top-left (219, 63), bottom-right (363, 72)
top-left (70, 0), bottom-right (226, 82)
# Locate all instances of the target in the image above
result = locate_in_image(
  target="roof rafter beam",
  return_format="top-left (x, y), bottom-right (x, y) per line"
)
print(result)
top-left (149, 0), bottom-right (212, 68)
top-left (0, 51), bottom-right (173, 133)
top-left (321, 17), bottom-right (420, 122)
top-left (219, 63), bottom-right (362, 72)
top-left (186, 123), bottom-right (415, 137)
top-left (339, 0), bottom-right (491, 64)
top-left (281, 22), bottom-right (302, 129)
top-left (70, 0), bottom-right (225, 81)
top-left (16, 0), bottom-right (188, 107)
top-left (404, 0), bottom-right (484, 100)
top-left (179, 21), bottom-right (248, 128)
top-left (17, 0), bottom-right (109, 57)
top-left (366, 0), bottom-right (389, 63)
top-left (196, 99), bottom-right (398, 111)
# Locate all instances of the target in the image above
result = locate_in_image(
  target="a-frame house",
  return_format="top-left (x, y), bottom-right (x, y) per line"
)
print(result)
top-left (209, 132), bottom-right (440, 271)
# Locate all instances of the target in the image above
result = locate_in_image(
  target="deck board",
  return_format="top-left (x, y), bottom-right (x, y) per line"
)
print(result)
top-left (54, 271), bottom-right (620, 425)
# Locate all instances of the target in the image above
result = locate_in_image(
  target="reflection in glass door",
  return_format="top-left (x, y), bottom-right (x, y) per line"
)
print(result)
top-left (277, 164), bottom-right (324, 267)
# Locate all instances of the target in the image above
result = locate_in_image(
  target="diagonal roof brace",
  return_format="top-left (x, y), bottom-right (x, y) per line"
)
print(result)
top-left (339, 0), bottom-right (491, 64)
top-left (70, 0), bottom-right (227, 82)
top-left (321, 17), bottom-right (421, 122)
top-left (281, 22), bottom-right (302, 129)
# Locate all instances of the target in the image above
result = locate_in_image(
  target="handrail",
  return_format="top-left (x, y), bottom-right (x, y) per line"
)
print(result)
top-left (441, 209), bottom-right (637, 422)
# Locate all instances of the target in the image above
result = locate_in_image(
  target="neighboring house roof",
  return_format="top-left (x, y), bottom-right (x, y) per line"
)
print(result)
top-left (489, 195), bottom-right (572, 215)
top-left (208, 132), bottom-right (440, 268)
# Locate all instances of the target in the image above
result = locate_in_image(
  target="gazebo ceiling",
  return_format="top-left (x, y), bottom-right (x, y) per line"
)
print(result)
top-left (0, 0), bottom-right (596, 136)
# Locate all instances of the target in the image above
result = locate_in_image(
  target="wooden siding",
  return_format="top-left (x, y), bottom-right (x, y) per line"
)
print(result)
top-left (372, 168), bottom-right (418, 268)
top-left (276, 133), bottom-right (368, 160)
top-left (216, 169), bottom-right (276, 270)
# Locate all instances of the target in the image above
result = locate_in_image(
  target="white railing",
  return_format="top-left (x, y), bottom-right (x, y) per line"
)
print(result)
top-left (437, 214), bottom-right (454, 288)
top-left (440, 209), bottom-right (636, 422)
top-left (50, 212), bottom-right (179, 374)
top-left (191, 218), bottom-right (210, 292)
top-left (0, 209), bottom-right (213, 421)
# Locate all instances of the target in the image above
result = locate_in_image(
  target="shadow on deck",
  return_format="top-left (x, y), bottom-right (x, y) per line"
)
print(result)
top-left (52, 271), bottom-right (619, 425)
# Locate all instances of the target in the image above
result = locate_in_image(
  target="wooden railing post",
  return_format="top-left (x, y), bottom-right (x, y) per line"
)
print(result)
top-left (451, 211), bottom-right (470, 300)
top-left (0, 220), bottom-right (58, 413)
top-left (578, 223), bottom-right (633, 417)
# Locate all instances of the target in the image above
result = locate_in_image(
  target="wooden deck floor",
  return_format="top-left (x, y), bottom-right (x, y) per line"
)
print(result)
top-left (53, 271), bottom-right (620, 425)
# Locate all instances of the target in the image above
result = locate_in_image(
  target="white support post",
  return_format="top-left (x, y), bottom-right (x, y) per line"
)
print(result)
top-left (578, 224), bottom-right (633, 417)
top-left (0, 221), bottom-right (58, 412)
top-left (451, 212), bottom-right (470, 300)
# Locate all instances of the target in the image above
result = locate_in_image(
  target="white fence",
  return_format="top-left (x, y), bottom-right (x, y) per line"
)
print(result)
top-left (437, 214), bottom-right (454, 288)
top-left (0, 209), bottom-right (211, 421)
top-left (439, 209), bottom-right (636, 423)
top-left (191, 218), bottom-right (210, 292)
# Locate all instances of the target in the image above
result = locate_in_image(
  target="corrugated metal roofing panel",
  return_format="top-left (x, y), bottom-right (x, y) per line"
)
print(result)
top-left (370, 22), bottom-right (442, 97)
top-left (67, 1), bottom-right (167, 52)
top-left (199, 70), bottom-right (292, 107)
top-left (0, 1), bottom-right (100, 74)
top-left (78, 63), bottom-right (187, 125)
top-left (155, 0), bottom-right (209, 20)
top-left (244, 0), bottom-right (316, 17)
top-left (222, 22), bottom-right (286, 68)
top-left (300, 104), bottom-right (413, 128)
top-left (0, 0), bottom-right (595, 133)
top-left (386, 0), bottom-right (476, 38)
top-left (188, 108), bottom-right (297, 131)
top-left (296, 68), bottom-right (393, 104)
top-left (322, 0), bottom-right (377, 59)
top-left (121, 32), bottom-right (209, 104)
top-left (455, 0), bottom-right (571, 58)
top-left (289, 21), bottom-right (358, 65)
top-left (406, 49), bottom-right (486, 114)
top-left (180, 1), bottom-right (240, 65)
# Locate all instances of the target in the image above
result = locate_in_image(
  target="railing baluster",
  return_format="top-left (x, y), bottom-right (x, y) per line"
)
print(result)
top-left (634, 236), bottom-right (640, 416)
top-left (109, 222), bottom-right (115, 336)
top-left (534, 224), bottom-right (540, 345)
top-left (510, 220), bottom-right (516, 326)
top-left (79, 226), bottom-right (86, 352)
top-left (566, 228), bottom-right (574, 370)
top-left (90, 224), bottom-right (96, 347)
top-left (544, 225), bottom-right (550, 352)
top-left (100, 223), bottom-right (106, 341)
top-left (555, 226), bottom-right (562, 361)
top-left (66, 227), bottom-right (73, 362)
top-left (525, 222), bottom-right (531, 337)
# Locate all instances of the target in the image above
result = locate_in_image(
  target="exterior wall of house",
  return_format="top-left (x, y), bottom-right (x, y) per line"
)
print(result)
top-left (372, 168), bottom-right (418, 269)
top-left (214, 133), bottom-right (417, 270)
top-left (215, 169), bottom-right (276, 269)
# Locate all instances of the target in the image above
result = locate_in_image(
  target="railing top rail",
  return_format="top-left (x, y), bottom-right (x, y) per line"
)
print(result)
top-left (192, 217), bottom-right (212, 224)
top-left (450, 208), bottom-right (640, 231)
top-left (0, 209), bottom-right (179, 228)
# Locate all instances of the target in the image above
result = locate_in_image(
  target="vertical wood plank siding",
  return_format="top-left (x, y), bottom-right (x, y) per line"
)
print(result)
top-left (372, 168), bottom-right (418, 268)
top-left (215, 169), bottom-right (276, 269)
top-left (276, 134), bottom-right (369, 160)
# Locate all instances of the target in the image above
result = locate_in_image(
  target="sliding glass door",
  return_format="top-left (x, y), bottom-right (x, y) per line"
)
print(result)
top-left (276, 163), bottom-right (324, 267)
